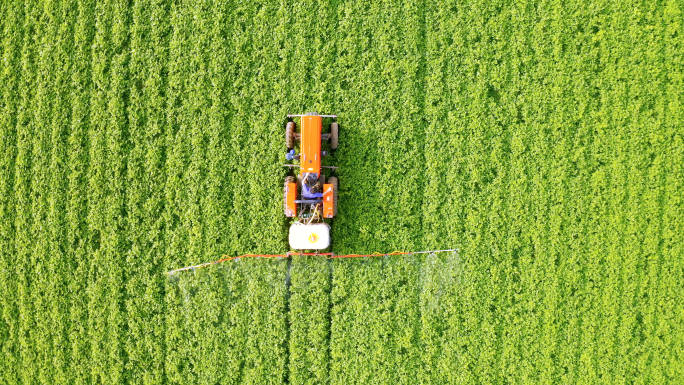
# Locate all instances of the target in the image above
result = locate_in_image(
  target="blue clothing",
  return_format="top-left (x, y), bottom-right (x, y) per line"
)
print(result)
top-left (302, 174), bottom-right (323, 199)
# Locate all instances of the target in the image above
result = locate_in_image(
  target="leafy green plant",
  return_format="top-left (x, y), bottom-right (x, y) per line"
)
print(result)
top-left (0, 0), bottom-right (682, 383)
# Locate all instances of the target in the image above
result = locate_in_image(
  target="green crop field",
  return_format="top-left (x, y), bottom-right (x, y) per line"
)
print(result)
top-left (1, 0), bottom-right (683, 383)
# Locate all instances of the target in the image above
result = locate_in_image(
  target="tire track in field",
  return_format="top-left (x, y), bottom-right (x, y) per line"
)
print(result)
top-left (283, 2), bottom-right (336, 383)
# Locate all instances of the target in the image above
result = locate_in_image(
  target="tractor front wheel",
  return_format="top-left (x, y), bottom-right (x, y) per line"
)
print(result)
top-left (329, 176), bottom-right (338, 216)
top-left (330, 122), bottom-right (338, 150)
top-left (286, 121), bottom-right (295, 148)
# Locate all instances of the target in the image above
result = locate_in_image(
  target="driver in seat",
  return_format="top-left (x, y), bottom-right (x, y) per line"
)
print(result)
top-left (301, 172), bottom-right (323, 199)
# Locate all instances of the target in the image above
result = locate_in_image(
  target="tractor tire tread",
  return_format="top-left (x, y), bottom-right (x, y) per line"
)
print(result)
top-left (286, 121), bottom-right (295, 148)
top-left (330, 122), bottom-right (339, 150)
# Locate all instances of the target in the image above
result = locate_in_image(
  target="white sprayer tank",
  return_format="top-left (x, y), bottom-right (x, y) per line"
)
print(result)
top-left (289, 223), bottom-right (330, 250)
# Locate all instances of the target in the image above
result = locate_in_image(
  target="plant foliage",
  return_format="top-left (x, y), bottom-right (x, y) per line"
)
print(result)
top-left (0, 0), bottom-right (682, 383)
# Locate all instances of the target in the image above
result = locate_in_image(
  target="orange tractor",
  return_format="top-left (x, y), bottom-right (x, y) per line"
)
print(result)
top-left (283, 113), bottom-right (338, 250)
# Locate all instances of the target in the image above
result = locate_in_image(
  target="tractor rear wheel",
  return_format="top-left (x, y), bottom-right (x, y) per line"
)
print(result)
top-left (284, 176), bottom-right (295, 216)
top-left (286, 121), bottom-right (295, 148)
top-left (330, 122), bottom-right (338, 150)
top-left (329, 176), bottom-right (338, 216)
